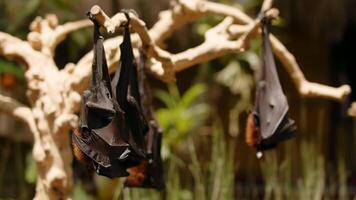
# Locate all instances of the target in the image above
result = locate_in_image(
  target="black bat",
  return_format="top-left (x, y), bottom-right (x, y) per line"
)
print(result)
top-left (124, 50), bottom-right (165, 189)
top-left (72, 17), bottom-right (128, 178)
top-left (109, 11), bottom-right (148, 169)
top-left (246, 16), bottom-right (297, 156)
top-left (72, 11), bottom-right (148, 178)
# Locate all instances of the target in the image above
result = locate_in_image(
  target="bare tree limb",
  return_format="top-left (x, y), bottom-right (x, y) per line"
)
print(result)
top-left (74, 1), bottom-right (351, 101)
top-left (0, 94), bottom-right (45, 160)
top-left (0, 93), bottom-right (32, 125)
top-left (88, 6), bottom-right (174, 65)
top-left (268, 35), bottom-right (351, 101)
top-left (0, 32), bottom-right (37, 65)
top-left (27, 14), bottom-right (91, 57)
top-left (261, 0), bottom-right (274, 13)
top-left (51, 19), bottom-right (91, 50)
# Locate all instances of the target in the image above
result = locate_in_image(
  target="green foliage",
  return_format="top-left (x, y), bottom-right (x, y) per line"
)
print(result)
top-left (215, 51), bottom-right (259, 136)
top-left (109, 122), bottom-right (236, 200)
top-left (189, 123), bottom-right (236, 200)
top-left (155, 84), bottom-right (209, 158)
top-left (73, 182), bottom-right (95, 200)
top-left (25, 153), bottom-right (37, 184)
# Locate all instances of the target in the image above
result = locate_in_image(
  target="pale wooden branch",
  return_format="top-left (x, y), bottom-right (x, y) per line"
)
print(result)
top-left (70, 5), bottom-right (278, 91)
top-left (0, 93), bottom-right (33, 126)
top-left (0, 93), bottom-right (46, 160)
top-left (0, 15), bottom-right (86, 200)
top-left (261, 0), bottom-right (274, 13)
top-left (69, 0), bottom-right (351, 102)
top-left (349, 102), bottom-right (356, 117)
top-left (88, 6), bottom-right (174, 66)
top-left (268, 35), bottom-right (351, 101)
top-left (0, 32), bottom-right (38, 66)
top-left (27, 14), bottom-right (91, 57)
top-left (51, 20), bottom-right (91, 49)
top-left (159, 0), bottom-right (351, 101)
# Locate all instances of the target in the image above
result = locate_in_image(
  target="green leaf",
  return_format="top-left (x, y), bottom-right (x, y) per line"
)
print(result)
top-left (25, 153), bottom-right (36, 184)
top-left (154, 89), bottom-right (177, 108)
top-left (180, 83), bottom-right (206, 107)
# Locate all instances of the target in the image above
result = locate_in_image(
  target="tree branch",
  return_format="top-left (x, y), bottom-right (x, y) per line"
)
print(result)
top-left (167, 0), bottom-right (352, 101)
top-left (0, 32), bottom-right (37, 65)
top-left (68, 0), bottom-right (351, 102)
top-left (27, 14), bottom-right (91, 57)
top-left (0, 94), bottom-right (35, 132)
top-left (88, 6), bottom-right (174, 66)
top-left (268, 35), bottom-right (351, 101)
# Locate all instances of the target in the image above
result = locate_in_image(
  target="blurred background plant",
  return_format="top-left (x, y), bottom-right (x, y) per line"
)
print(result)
top-left (154, 83), bottom-right (209, 159)
top-left (0, 0), bottom-right (355, 199)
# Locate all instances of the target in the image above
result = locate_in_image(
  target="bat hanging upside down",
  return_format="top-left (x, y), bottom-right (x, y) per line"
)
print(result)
top-left (245, 14), bottom-right (297, 158)
top-left (72, 10), bottom-right (164, 189)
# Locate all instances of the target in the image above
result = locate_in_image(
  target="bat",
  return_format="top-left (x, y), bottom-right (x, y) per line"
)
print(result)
top-left (124, 50), bottom-right (165, 189)
top-left (245, 16), bottom-right (297, 156)
top-left (72, 17), bottom-right (128, 178)
top-left (109, 11), bottom-right (148, 169)
top-left (72, 11), bottom-right (148, 178)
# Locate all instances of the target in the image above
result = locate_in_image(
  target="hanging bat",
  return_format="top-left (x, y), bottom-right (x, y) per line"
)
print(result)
top-left (109, 11), bottom-right (148, 169)
top-left (124, 50), bottom-right (165, 189)
top-left (72, 11), bottom-right (148, 178)
top-left (246, 16), bottom-right (297, 157)
top-left (72, 17), bottom-right (130, 178)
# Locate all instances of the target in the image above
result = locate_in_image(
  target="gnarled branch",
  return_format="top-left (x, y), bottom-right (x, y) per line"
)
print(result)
top-left (68, 0), bottom-right (351, 102)
top-left (27, 14), bottom-right (91, 57)
top-left (0, 32), bottom-right (37, 65)
top-left (0, 93), bottom-right (45, 161)
top-left (0, 93), bottom-right (32, 126)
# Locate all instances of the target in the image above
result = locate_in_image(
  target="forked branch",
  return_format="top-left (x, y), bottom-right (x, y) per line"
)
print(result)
top-left (27, 14), bottom-right (91, 57)
top-left (0, 94), bottom-right (42, 144)
top-left (68, 0), bottom-right (351, 102)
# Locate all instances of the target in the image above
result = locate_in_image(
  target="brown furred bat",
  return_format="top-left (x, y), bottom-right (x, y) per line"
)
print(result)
top-left (245, 16), bottom-right (297, 156)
